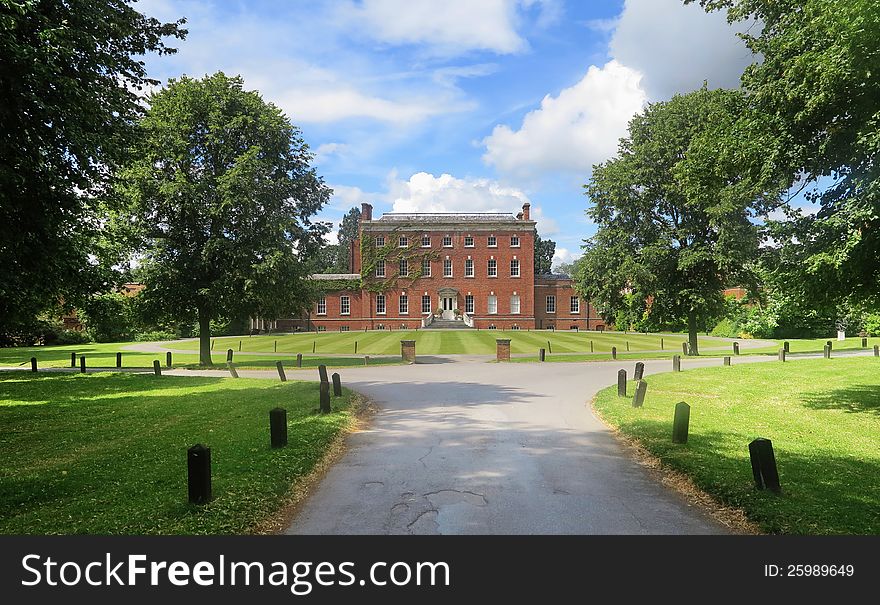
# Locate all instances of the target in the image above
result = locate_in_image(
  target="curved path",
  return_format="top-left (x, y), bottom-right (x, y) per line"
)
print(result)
top-left (170, 354), bottom-right (785, 534)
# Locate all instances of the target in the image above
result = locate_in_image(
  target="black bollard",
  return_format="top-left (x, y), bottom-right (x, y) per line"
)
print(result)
top-left (332, 372), bottom-right (342, 397)
top-left (79, 355), bottom-right (86, 373)
top-left (30, 357), bottom-right (37, 373)
top-left (276, 361), bottom-right (287, 382)
top-left (733, 342), bottom-right (740, 355)
top-left (166, 351), bottom-right (172, 368)
top-left (227, 362), bottom-right (238, 378)
top-left (269, 408), bottom-right (288, 448)
top-left (312, 341), bottom-right (316, 354)
top-left (153, 360), bottom-right (161, 376)
top-left (539, 348), bottom-right (546, 362)
top-left (71, 352), bottom-right (77, 368)
top-left (673, 355), bottom-right (680, 372)
top-left (590, 340), bottom-right (594, 353)
top-left (355, 341), bottom-right (358, 354)
top-left (611, 346), bottom-right (617, 360)
top-left (296, 353), bottom-right (302, 368)
top-left (274, 340), bottom-right (277, 353)
top-left (783, 341), bottom-right (790, 353)
top-left (318, 364), bottom-right (329, 384)
top-left (116, 352), bottom-right (122, 368)
top-left (723, 356), bottom-right (731, 366)
top-left (748, 438), bottom-right (781, 494)
top-left (547, 340), bottom-right (552, 354)
top-left (672, 402), bottom-right (690, 444)
top-left (238, 339), bottom-right (242, 352)
top-left (617, 369), bottom-right (627, 397)
top-left (661, 337), bottom-right (664, 350)
top-left (187, 444), bottom-right (212, 504)
top-left (226, 348), bottom-right (233, 363)
top-left (319, 381), bottom-right (331, 414)
top-left (626, 341), bottom-right (630, 352)
top-left (634, 361), bottom-right (644, 380)
top-left (632, 380), bottom-right (647, 408)
top-left (862, 337), bottom-right (868, 348)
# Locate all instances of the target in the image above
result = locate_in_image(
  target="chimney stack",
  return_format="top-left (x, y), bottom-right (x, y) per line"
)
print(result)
top-left (516, 212), bottom-right (523, 220)
top-left (361, 202), bottom-right (373, 221)
top-left (522, 202), bottom-right (530, 221)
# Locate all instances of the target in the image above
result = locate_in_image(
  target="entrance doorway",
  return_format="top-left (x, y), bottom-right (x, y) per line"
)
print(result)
top-left (441, 296), bottom-right (456, 320)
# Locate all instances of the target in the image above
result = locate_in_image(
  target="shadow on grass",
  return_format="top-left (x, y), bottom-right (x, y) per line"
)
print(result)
top-left (799, 384), bottom-right (880, 415)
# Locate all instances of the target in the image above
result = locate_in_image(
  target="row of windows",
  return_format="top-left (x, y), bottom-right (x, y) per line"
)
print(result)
top-left (375, 235), bottom-right (521, 249)
top-left (316, 295), bottom-right (581, 315)
top-left (375, 258), bottom-right (520, 278)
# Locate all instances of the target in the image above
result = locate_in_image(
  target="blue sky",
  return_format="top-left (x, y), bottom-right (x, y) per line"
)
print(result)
top-left (138, 0), bottom-right (760, 267)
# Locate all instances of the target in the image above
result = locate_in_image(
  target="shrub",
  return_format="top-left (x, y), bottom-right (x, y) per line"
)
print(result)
top-left (55, 330), bottom-right (93, 345)
top-left (710, 318), bottom-right (737, 338)
top-left (80, 293), bottom-right (137, 342)
top-left (864, 313), bottom-right (880, 337)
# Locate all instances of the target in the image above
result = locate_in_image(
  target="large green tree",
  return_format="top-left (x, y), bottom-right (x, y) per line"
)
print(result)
top-left (120, 73), bottom-right (331, 365)
top-left (534, 235), bottom-right (556, 275)
top-left (691, 0), bottom-right (880, 309)
top-left (577, 87), bottom-right (784, 354)
top-left (0, 0), bottom-right (185, 332)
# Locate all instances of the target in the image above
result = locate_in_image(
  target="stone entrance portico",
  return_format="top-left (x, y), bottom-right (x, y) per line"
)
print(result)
top-left (438, 287), bottom-right (459, 320)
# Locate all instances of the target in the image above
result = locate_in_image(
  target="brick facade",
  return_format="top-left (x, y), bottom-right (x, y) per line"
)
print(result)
top-left (280, 203), bottom-right (602, 332)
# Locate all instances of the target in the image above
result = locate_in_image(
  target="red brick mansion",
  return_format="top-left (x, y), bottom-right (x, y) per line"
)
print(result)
top-left (275, 202), bottom-right (604, 332)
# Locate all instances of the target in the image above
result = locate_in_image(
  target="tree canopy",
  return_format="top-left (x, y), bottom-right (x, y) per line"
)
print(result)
top-left (534, 235), bottom-right (556, 275)
top-left (577, 86), bottom-right (784, 354)
top-left (691, 0), bottom-right (880, 310)
top-left (0, 0), bottom-right (185, 333)
top-left (119, 72), bottom-right (331, 365)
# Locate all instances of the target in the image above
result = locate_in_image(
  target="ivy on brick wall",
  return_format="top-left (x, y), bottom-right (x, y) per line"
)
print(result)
top-left (360, 228), bottom-right (440, 293)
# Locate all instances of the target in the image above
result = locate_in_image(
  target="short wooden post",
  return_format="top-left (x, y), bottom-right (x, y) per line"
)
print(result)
top-left (632, 380), bottom-right (647, 408)
top-left (733, 342), bottom-right (739, 355)
top-left (332, 372), bottom-right (342, 397)
top-left (269, 408), bottom-right (287, 448)
top-left (874, 345), bottom-right (879, 357)
top-left (660, 337), bottom-right (664, 350)
top-left (79, 355), bottom-right (86, 373)
top-left (296, 353), bottom-right (302, 368)
top-left (319, 380), bottom-right (331, 413)
top-left (71, 352), bottom-right (77, 368)
top-left (617, 369), bottom-right (627, 397)
top-left (276, 361), bottom-right (287, 382)
top-left (30, 357), bottom-right (37, 372)
top-left (312, 341), bottom-right (316, 353)
top-left (153, 360), bottom-right (161, 376)
top-left (611, 346), bottom-right (617, 360)
top-left (364, 355), bottom-right (370, 365)
top-left (116, 352), bottom-right (122, 368)
top-left (226, 348), bottom-right (233, 363)
top-left (166, 351), bottom-right (172, 368)
top-left (783, 341), bottom-right (790, 353)
top-left (626, 341), bottom-right (630, 352)
top-left (590, 340), bottom-right (594, 353)
top-left (723, 356), bottom-right (731, 366)
top-left (672, 402), bottom-right (690, 444)
top-left (211, 339), bottom-right (215, 350)
top-left (826, 340), bottom-right (833, 351)
top-left (748, 438), bottom-right (781, 494)
top-left (187, 444), bottom-right (212, 504)
top-left (673, 355), bottom-right (680, 372)
top-left (227, 362), bottom-right (238, 378)
top-left (778, 348), bottom-right (786, 362)
top-left (539, 348), bottom-right (546, 362)
top-left (274, 340), bottom-right (277, 353)
top-left (823, 344), bottom-right (831, 359)
top-left (318, 364), bottom-right (329, 384)
top-left (682, 342), bottom-right (688, 356)
top-left (634, 361), bottom-right (644, 380)
top-left (547, 340), bottom-right (552, 354)
top-left (238, 339), bottom-right (242, 352)
top-left (354, 341), bottom-right (358, 354)
top-left (862, 337), bottom-right (868, 348)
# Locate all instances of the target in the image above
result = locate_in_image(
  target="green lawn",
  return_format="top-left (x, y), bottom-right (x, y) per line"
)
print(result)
top-left (170, 330), bottom-right (726, 355)
top-left (593, 356), bottom-right (880, 534)
top-left (0, 372), bottom-right (357, 534)
top-left (0, 341), bottom-right (401, 370)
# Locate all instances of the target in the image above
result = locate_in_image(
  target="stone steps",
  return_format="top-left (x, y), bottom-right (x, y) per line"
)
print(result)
top-left (423, 319), bottom-right (473, 330)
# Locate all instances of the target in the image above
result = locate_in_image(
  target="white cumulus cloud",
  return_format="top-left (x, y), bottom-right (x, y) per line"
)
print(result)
top-left (482, 60), bottom-right (646, 177)
top-left (387, 172), bottom-right (557, 235)
top-left (609, 0), bottom-right (755, 100)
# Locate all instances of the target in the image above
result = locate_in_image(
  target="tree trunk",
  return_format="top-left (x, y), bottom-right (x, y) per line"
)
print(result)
top-left (687, 309), bottom-right (699, 356)
top-left (198, 309), bottom-right (212, 366)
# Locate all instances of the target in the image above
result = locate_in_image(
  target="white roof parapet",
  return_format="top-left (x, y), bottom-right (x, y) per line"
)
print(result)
top-left (375, 212), bottom-right (519, 223)
top-left (309, 273), bottom-right (361, 280)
